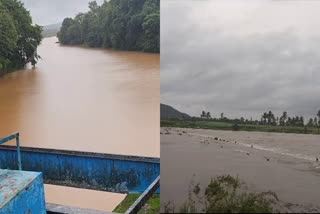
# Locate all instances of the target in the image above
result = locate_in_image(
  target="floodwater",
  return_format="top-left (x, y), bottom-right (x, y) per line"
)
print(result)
top-left (0, 37), bottom-right (159, 157)
top-left (161, 128), bottom-right (320, 212)
top-left (44, 184), bottom-right (126, 212)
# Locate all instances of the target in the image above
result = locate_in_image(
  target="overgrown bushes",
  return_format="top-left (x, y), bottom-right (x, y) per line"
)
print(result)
top-left (162, 175), bottom-right (278, 213)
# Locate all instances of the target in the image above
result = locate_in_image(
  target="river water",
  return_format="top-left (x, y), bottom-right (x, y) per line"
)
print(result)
top-left (161, 128), bottom-right (320, 212)
top-left (0, 37), bottom-right (159, 157)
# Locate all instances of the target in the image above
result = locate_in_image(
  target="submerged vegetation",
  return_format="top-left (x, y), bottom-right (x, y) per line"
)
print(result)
top-left (162, 110), bottom-right (320, 135)
top-left (58, 0), bottom-right (159, 53)
top-left (0, 0), bottom-right (42, 75)
top-left (162, 175), bottom-right (277, 213)
top-left (113, 193), bottom-right (160, 214)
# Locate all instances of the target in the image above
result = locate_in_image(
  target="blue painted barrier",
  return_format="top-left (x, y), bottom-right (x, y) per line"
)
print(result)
top-left (0, 145), bottom-right (160, 193)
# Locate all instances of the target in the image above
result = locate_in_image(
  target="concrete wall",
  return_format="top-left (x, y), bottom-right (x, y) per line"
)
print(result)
top-left (0, 169), bottom-right (46, 214)
top-left (0, 146), bottom-right (160, 193)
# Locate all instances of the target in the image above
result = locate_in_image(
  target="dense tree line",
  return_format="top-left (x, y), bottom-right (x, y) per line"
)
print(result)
top-left (199, 110), bottom-right (320, 128)
top-left (0, 0), bottom-right (42, 75)
top-left (57, 0), bottom-right (159, 53)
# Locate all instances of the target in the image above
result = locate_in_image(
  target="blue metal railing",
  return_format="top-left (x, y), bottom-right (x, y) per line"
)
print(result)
top-left (0, 132), bottom-right (21, 170)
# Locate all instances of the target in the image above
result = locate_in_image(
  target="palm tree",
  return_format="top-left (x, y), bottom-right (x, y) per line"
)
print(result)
top-left (317, 110), bottom-right (320, 133)
top-left (201, 111), bottom-right (206, 118)
top-left (262, 112), bottom-right (268, 125)
top-left (299, 116), bottom-right (304, 127)
top-left (307, 118), bottom-right (314, 127)
top-left (206, 112), bottom-right (211, 119)
top-left (280, 111), bottom-right (287, 126)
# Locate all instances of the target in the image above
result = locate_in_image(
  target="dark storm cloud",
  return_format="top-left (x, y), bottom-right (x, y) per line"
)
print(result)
top-left (161, 0), bottom-right (320, 120)
top-left (21, 0), bottom-right (104, 25)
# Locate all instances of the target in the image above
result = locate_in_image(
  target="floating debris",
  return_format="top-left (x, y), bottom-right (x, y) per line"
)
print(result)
top-left (178, 133), bottom-right (182, 136)
top-left (214, 137), bottom-right (218, 140)
top-left (316, 158), bottom-right (319, 162)
top-left (246, 153), bottom-right (250, 156)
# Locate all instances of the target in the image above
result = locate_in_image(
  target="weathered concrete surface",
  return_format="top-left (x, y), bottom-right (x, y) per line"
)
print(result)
top-left (0, 169), bottom-right (46, 213)
top-left (0, 146), bottom-right (160, 193)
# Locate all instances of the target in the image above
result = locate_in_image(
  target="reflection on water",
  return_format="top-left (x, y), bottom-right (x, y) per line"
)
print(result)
top-left (0, 37), bottom-right (159, 157)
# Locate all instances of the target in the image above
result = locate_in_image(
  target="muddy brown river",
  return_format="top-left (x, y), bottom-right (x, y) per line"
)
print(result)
top-left (0, 37), bottom-right (159, 157)
top-left (0, 37), bottom-right (159, 211)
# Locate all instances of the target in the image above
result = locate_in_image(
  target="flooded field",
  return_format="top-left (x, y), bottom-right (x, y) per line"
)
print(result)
top-left (161, 128), bottom-right (320, 212)
top-left (0, 37), bottom-right (159, 157)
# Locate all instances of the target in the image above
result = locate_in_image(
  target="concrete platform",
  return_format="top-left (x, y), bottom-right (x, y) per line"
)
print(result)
top-left (0, 169), bottom-right (46, 214)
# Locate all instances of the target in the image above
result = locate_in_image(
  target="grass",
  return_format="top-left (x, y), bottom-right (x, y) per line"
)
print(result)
top-left (113, 193), bottom-right (160, 214)
top-left (161, 119), bottom-right (320, 135)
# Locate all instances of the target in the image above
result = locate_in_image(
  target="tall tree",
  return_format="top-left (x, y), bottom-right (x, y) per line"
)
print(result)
top-left (201, 111), bottom-right (206, 118)
top-left (57, 0), bottom-right (159, 53)
top-left (206, 112), bottom-right (211, 119)
top-left (0, 0), bottom-right (42, 74)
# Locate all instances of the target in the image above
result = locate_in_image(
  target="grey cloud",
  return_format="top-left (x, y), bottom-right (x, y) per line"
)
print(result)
top-left (21, 0), bottom-right (104, 25)
top-left (161, 0), bottom-right (320, 120)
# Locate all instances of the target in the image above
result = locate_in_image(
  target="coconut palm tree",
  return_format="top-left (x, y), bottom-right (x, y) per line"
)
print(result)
top-left (206, 112), bottom-right (211, 119)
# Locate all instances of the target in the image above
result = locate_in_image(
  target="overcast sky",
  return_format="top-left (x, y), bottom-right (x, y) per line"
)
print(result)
top-left (21, 0), bottom-right (104, 25)
top-left (161, 0), bottom-right (320, 120)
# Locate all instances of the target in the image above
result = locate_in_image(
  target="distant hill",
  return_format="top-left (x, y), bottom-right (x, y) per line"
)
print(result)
top-left (42, 23), bottom-right (61, 38)
top-left (161, 104), bottom-right (191, 120)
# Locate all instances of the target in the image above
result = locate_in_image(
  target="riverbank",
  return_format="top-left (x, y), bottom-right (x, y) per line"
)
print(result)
top-left (161, 119), bottom-right (320, 135)
top-left (161, 127), bottom-right (320, 213)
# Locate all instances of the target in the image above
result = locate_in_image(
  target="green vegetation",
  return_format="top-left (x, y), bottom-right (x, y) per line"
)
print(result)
top-left (113, 193), bottom-right (160, 214)
top-left (0, 0), bottom-right (42, 76)
top-left (163, 175), bottom-right (278, 213)
top-left (162, 109), bottom-right (320, 135)
top-left (57, 0), bottom-right (159, 53)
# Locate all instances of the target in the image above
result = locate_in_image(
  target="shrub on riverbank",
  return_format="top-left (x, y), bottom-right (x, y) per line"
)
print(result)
top-left (162, 175), bottom-right (277, 213)
top-left (58, 0), bottom-right (159, 53)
